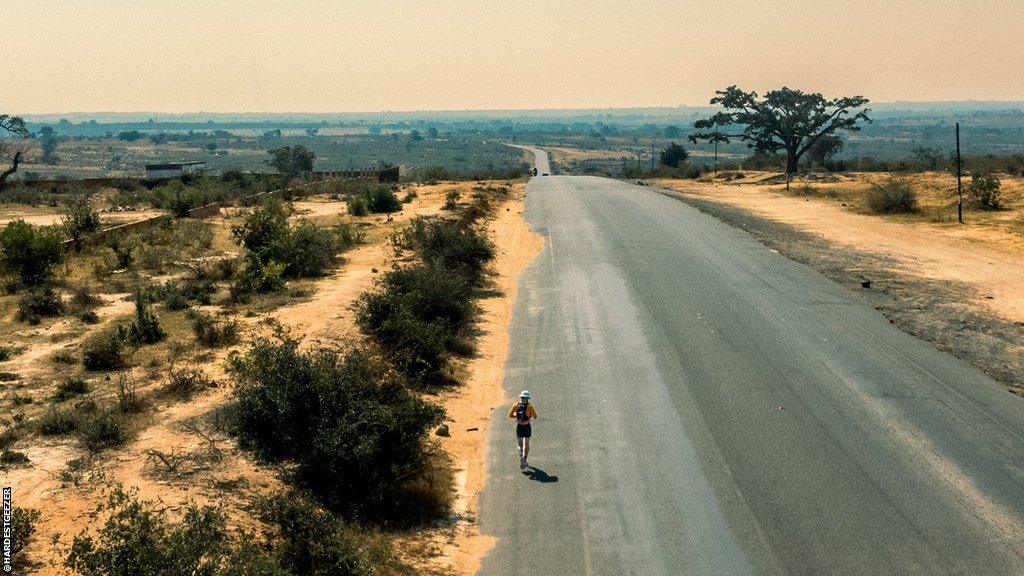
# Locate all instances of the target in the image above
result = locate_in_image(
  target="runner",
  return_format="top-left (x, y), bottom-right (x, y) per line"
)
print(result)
top-left (509, 390), bottom-right (538, 469)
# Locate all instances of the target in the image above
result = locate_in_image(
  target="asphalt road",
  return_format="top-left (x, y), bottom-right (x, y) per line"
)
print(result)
top-left (477, 157), bottom-right (1024, 575)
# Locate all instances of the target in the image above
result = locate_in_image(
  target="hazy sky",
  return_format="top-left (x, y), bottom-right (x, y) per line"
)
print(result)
top-left (2, 0), bottom-right (1023, 113)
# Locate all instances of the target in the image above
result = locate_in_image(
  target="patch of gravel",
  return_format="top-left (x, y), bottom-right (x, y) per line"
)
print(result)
top-left (668, 191), bottom-right (1024, 399)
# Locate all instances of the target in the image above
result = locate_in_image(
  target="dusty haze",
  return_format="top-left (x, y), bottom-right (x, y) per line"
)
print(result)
top-left (2, 0), bottom-right (1023, 113)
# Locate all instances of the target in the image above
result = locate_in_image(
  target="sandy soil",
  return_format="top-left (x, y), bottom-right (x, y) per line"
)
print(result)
top-left (1, 180), bottom-right (530, 573)
top-left (652, 177), bottom-right (1024, 397)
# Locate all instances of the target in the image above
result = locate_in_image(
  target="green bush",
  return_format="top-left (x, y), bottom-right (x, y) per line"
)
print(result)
top-left (276, 222), bottom-right (339, 278)
top-left (36, 406), bottom-right (80, 435)
top-left (969, 172), bottom-right (1003, 210)
top-left (0, 346), bottom-right (9, 361)
top-left (397, 217), bottom-right (494, 284)
top-left (164, 367), bottom-right (215, 398)
top-left (363, 186), bottom-right (402, 213)
top-left (357, 264), bottom-right (476, 385)
top-left (78, 310), bottom-right (100, 324)
top-left (11, 507), bottom-right (41, 564)
top-left (866, 178), bottom-right (918, 214)
top-left (65, 487), bottom-right (230, 576)
top-left (151, 180), bottom-right (211, 217)
top-left (63, 487), bottom-right (411, 576)
top-left (230, 337), bottom-right (446, 521)
top-left (82, 327), bottom-right (131, 371)
top-left (79, 409), bottom-right (131, 452)
top-left (255, 491), bottom-right (415, 576)
top-left (190, 310), bottom-right (240, 347)
top-left (333, 222), bottom-right (366, 250)
top-left (62, 193), bottom-right (102, 250)
top-left (0, 220), bottom-right (65, 287)
top-left (0, 449), bottom-right (30, 466)
top-left (18, 287), bottom-right (64, 323)
top-left (443, 189), bottom-right (461, 210)
top-left (54, 377), bottom-right (91, 401)
top-left (346, 195), bottom-right (368, 217)
top-left (230, 256), bottom-right (288, 301)
top-left (158, 278), bottom-right (216, 311)
top-left (233, 197), bottom-right (292, 257)
top-left (232, 198), bottom-right (340, 281)
top-left (127, 293), bottom-right (165, 344)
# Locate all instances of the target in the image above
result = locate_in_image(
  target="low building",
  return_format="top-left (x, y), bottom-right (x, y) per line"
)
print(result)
top-left (144, 161), bottom-right (207, 179)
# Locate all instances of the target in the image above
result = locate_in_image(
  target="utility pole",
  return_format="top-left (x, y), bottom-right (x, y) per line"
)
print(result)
top-left (956, 122), bottom-right (963, 224)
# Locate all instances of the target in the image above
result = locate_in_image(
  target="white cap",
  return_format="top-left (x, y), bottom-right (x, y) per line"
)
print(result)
top-left (519, 390), bottom-right (531, 399)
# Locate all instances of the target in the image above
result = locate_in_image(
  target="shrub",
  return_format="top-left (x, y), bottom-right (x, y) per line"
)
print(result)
top-left (346, 195), bottom-right (368, 216)
top-left (158, 278), bottom-right (216, 310)
top-left (116, 375), bottom-right (149, 414)
top-left (189, 310), bottom-right (240, 347)
top-left (79, 409), bottom-right (131, 452)
top-left (0, 346), bottom-right (9, 361)
top-left (333, 222), bottom-right (365, 250)
top-left (11, 507), bottom-right (41, 563)
top-left (0, 220), bottom-right (65, 287)
top-left (65, 487), bottom-right (230, 576)
top-left (276, 222), bottom-right (339, 278)
top-left (55, 377), bottom-right (91, 401)
top-left (0, 449), bottom-right (30, 466)
top-left (230, 256), bottom-right (287, 300)
top-left (255, 491), bottom-right (415, 576)
top-left (401, 190), bottom-right (418, 203)
top-left (69, 283), bottom-right (102, 311)
top-left (36, 406), bottom-right (80, 435)
top-left (233, 197), bottom-right (292, 257)
top-left (969, 172), bottom-right (1003, 210)
top-left (11, 393), bottom-right (33, 406)
top-left (866, 178), bottom-right (918, 214)
top-left (127, 293), bottom-right (165, 344)
top-left (82, 327), bottom-right (131, 371)
top-left (398, 217), bottom-right (494, 283)
top-left (151, 180), bottom-right (210, 217)
top-left (230, 337), bottom-right (446, 521)
top-left (62, 193), bottom-right (102, 250)
top-left (164, 367), bottom-right (216, 398)
top-left (443, 189), bottom-right (461, 210)
top-left (357, 264), bottom-right (476, 385)
top-left (17, 287), bottom-right (64, 324)
top-left (363, 186), bottom-right (402, 213)
top-left (78, 310), bottom-right (100, 324)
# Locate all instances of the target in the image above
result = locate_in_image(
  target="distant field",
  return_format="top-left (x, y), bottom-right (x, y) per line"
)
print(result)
top-left (13, 134), bottom-right (530, 180)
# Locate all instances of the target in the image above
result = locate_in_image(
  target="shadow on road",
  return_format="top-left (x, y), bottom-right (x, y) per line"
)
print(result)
top-left (523, 466), bottom-right (559, 483)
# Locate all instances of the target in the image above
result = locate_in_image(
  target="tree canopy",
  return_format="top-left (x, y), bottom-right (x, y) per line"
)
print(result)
top-left (268, 145), bottom-right (316, 176)
top-left (690, 86), bottom-right (870, 175)
top-left (659, 142), bottom-right (689, 168)
top-left (1, 115), bottom-right (32, 194)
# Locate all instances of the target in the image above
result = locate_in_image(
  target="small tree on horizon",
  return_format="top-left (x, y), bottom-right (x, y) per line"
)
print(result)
top-left (659, 142), bottom-right (689, 168)
top-left (690, 86), bottom-right (871, 176)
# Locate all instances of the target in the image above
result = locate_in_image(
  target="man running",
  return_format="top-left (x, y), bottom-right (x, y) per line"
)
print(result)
top-left (509, 390), bottom-right (538, 469)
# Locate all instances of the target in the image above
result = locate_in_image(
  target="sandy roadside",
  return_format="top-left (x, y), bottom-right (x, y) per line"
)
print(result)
top-left (424, 189), bottom-right (543, 574)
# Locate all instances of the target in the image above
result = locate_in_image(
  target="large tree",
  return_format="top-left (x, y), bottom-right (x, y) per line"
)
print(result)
top-left (267, 145), bottom-right (316, 177)
top-left (1, 115), bottom-right (32, 194)
top-left (690, 86), bottom-right (870, 175)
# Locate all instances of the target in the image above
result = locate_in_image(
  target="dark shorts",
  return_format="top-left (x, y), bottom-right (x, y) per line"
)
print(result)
top-left (516, 423), bottom-right (532, 438)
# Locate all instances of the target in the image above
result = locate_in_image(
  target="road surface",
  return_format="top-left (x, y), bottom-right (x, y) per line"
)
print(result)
top-left (478, 152), bottom-right (1024, 575)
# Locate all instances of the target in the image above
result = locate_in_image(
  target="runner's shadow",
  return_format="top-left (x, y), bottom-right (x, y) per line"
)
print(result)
top-left (523, 466), bottom-right (559, 483)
